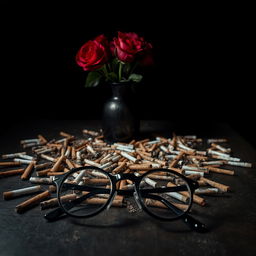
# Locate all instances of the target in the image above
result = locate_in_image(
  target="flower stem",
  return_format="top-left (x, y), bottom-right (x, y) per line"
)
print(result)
top-left (129, 62), bottom-right (138, 76)
top-left (118, 62), bottom-right (123, 81)
top-left (103, 64), bottom-right (108, 78)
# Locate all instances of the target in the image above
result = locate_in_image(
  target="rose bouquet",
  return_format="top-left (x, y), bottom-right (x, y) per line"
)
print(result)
top-left (76, 32), bottom-right (153, 87)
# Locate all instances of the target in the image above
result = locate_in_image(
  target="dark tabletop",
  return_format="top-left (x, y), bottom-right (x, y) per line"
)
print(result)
top-left (0, 120), bottom-right (256, 256)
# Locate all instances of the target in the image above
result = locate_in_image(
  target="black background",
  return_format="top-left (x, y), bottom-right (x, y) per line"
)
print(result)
top-left (0, 3), bottom-right (254, 146)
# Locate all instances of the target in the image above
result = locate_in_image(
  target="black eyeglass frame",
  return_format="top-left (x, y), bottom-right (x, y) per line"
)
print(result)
top-left (54, 166), bottom-right (199, 222)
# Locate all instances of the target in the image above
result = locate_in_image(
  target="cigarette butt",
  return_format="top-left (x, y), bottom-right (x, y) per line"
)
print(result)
top-left (120, 152), bottom-right (138, 163)
top-left (36, 168), bottom-right (52, 176)
top-left (0, 162), bottom-right (21, 167)
top-left (134, 139), bottom-right (150, 147)
top-left (211, 143), bottom-right (231, 153)
top-left (186, 174), bottom-right (202, 181)
top-left (207, 166), bottom-right (234, 175)
top-left (16, 190), bottom-right (51, 213)
top-left (61, 147), bottom-right (65, 156)
top-left (189, 193), bottom-right (206, 206)
top-left (112, 162), bottom-right (126, 174)
top-left (83, 178), bottom-right (110, 185)
top-left (147, 143), bottom-right (157, 152)
top-left (84, 198), bottom-right (124, 207)
top-left (145, 198), bottom-right (188, 211)
top-left (187, 155), bottom-right (208, 161)
top-left (226, 161), bottom-right (252, 168)
top-left (82, 129), bottom-right (99, 136)
top-left (128, 164), bottom-right (152, 170)
top-left (50, 155), bottom-right (65, 173)
top-left (3, 185), bottom-right (42, 200)
top-left (116, 181), bottom-right (121, 190)
top-left (40, 194), bottom-right (77, 210)
top-left (34, 162), bottom-right (52, 171)
top-left (60, 131), bottom-right (74, 138)
top-left (0, 168), bottom-right (24, 178)
top-left (119, 179), bottom-right (127, 190)
top-left (48, 185), bottom-right (57, 192)
top-left (200, 177), bottom-right (230, 192)
top-left (195, 188), bottom-right (220, 195)
top-left (168, 167), bottom-right (184, 174)
top-left (47, 172), bottom-right (65, 176)
top-left (29, 177), bottom-right (53, 185)
top-left (2, 152), bottom-right (26, 159)
top-left (65, 158), bottom-right (75, 169)
top-left (148, 174), bottom-right (175, 181)
top-left (38, 134), bottom-right (48, 145)
top-left (47, 143), bottom-right (62, 150)
top-left (207, 138), bottom-right (228, 144)
top-left (169, 152), bottom-right (185, 168)
top-left (71, 146), bottom-right (76, 160)
top-left (21, 161), bottom-right (35, 180)
top-left (40, 154), bottom-right (56, 162)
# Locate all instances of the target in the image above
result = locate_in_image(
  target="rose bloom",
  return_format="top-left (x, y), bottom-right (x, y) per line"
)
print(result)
top-left (76, 35), bottom-right (109, 71)
top-left (112, 32), bottom-right (153, 64)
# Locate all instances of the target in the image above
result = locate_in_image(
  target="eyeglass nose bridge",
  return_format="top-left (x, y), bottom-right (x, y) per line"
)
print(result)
top-left (113, 173), bottom-right (139, 182)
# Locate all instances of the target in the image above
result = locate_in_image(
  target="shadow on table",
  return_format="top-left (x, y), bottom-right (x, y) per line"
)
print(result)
top-left (69, 216), bottom-right (142, 228)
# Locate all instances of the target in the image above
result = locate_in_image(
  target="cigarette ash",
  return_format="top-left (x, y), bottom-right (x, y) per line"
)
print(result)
top-left (0, 130), bottom-right (253, 218)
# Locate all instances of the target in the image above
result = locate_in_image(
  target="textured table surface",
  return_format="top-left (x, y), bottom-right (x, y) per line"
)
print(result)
top-left (0, 120), bottom-right (256, 256)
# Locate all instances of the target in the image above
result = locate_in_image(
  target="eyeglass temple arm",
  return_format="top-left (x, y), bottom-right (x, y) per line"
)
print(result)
top-left (144, 193), bottom-right (207, 232)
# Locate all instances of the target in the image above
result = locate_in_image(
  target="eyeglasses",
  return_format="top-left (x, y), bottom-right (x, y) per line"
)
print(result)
top-left (44, 166), bottom-right (207, 232)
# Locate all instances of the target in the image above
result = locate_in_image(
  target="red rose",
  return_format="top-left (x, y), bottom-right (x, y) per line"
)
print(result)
top-left (112, 32), bottom-right (153, 63)
top-left (76, 35), bottom-right (109, 71)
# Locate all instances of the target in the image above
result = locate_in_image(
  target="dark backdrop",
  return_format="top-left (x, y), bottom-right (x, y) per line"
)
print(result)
top-left (0, 3), bottom-right (254, 146)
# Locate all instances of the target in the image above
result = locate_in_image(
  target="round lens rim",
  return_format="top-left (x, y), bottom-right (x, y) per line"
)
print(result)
top-left (136, 168), bottom-right (193, 221)
top-left (57, 166), bottom-right (115, 218)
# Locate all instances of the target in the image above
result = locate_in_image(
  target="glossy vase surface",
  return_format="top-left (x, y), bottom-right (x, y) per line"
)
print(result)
top-left (102, 82), bottom-right (139, 143)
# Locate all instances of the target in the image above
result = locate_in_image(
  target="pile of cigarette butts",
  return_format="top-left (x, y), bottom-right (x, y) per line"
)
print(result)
top-left (0, 129), bottom-right (253, 215)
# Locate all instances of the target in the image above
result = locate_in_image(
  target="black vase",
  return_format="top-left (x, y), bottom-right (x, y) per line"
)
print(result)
top-left (102, 82), bottom-right (139, 143)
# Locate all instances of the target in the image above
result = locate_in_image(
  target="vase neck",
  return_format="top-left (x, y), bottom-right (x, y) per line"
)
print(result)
top-left (111, 84), bottom-right (130, 98)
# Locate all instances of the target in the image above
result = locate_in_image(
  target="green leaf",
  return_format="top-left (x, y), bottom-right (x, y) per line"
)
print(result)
top-left (128, 73), bottom-right (143, 83)
top-left (85, 72), bottom-right (102, 87)
top-left (107, 72), bottom-right (118, 82)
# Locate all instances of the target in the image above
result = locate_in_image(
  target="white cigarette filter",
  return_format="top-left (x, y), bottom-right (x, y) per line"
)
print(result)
top-left (100, 162), bottom-right (112, 169)
top-left (87, 145), bottom-right (96, 155)
top-left (74, 170), bottom-right (86, 184)
top-left (226, 161), bottom-right (252, 168)
top-left (207, 138), bottom-right (228, 144)
top-left (13, 158), bottom-right (34, 164)
top-left (114, 143), bottom-right (134, 149)
top-left (116, 146), bottom-right (135, 153)
top-left (181, 165), bottom-right (207, 171)
top-left (84, 159), bottom-right (101, 167)
top-left (184, 170), bottom-right (204, 177)
top-left (3, 185), bottom-right (42, 200)
top-left (202, 161), bottom-right (225, 165)
top-left (17, 154), bottom-right (34, 160)
top-left (29, 177), bottom-right (53, 184)
top-left (208, 149), bottom-right (230, 158)
top-left (160, 145), bottom-right (169, 153)
top-left (2, 152), bottom-right (26, 159)
top-left (195, 188), bottom-right (219, 195)
top-left (144, 177), bottom-right (157, 188)
top-left (166, 192), bottom-right (188, 203)
top-left (120, 152), bottom-right (137, 162)
top-left (20, 139), bottom-right (40, 144)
